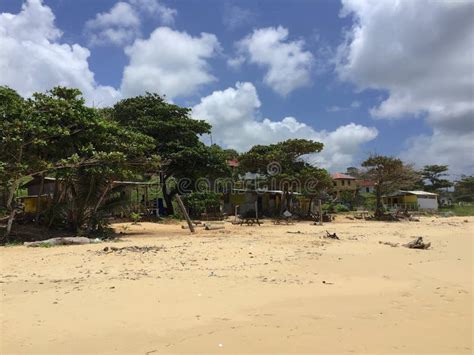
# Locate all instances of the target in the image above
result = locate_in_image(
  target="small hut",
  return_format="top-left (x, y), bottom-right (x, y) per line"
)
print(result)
top-left (383, 190), bottom-right (438, 211)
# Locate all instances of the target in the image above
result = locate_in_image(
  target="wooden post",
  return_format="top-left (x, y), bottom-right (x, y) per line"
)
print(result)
top-left (234, 205), bottom-right (239, 222)
top-left (255, 200), bottom-right (259, 223)
top-left (318, 199), bottom-right (323, 226)
top-left (144, 186), bottom-right (149, 210)
top-left (175, 194), bottom-right (195, 233)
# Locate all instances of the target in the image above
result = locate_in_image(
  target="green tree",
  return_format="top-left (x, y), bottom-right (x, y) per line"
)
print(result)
top-left (453, 175), bottom-right (474, 202)
top-left (111, 93), bottom-right (227, 214)
top-left (238, 139), bottom-right (332, 214)
top-left (420, 165), bottom-right (452, 191)
top-left (1, 87), bottom-right (158, 237)
top-left (361, 155), bottom-right (419, 217)
top-left (33, 88), bottom-right (158, 232)
top-left (0, 86), bottom-right (40, 236)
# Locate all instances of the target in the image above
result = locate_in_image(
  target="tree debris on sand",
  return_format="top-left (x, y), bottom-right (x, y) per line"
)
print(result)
top-left (99, 245), bottom-right (165, 254)
top-left (379, 241), bottom-right (399, 247)
top-left (403, 237), bottom-right (431, 249)
top-left (204, 224), bottom-right (225, 230)
top-left (325, 231), bottom-right (339, 240)
top-left (24, 237), bottom-right (95, 247)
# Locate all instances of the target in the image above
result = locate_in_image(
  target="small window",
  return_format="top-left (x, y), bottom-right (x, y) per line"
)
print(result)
top-left (348, 180), bottom-right (351, 186)
top-left (341, 180), bottom-right (345, 186)
top-left (366, 187), bottom-right (370, 193)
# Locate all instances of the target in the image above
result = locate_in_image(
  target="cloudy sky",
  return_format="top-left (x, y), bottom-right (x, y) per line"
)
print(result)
top-left (1, 0), bottom-right (473, 174)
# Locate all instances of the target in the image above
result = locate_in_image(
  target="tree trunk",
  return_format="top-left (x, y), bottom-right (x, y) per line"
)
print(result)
top-left (375, 186), bottom-right (383, 217)
top-left (307, 196), bottom-right (313, 216)
top-left (4, 180), bottom-right (19, 238)
top-left (5, 208), bottom-right (16, 239)
top-left (35, 174), bottom-right (45, 225)
top-left (93, 182), bottom-right (111, 214)
top-left (175, 194), bottom-right (194, 233)
top-left (162, 178), bottom-right (175, 215)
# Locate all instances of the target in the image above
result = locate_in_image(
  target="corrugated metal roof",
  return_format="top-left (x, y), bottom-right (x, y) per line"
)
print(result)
top-left (331, 173), bottom-right (356, 180)
top-left (357, 179), bottom-right (375, 187)
top-left (384, 190), bottom-right (438, 197)
top-left (405, 190), bottom-right (438, 196)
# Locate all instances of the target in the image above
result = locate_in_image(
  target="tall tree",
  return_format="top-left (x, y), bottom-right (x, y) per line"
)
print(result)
top-left (111, 93), bottom-right (226, 214)
top-left (361, 155), bottom-right (419, 217)
top-left (0, 86), bottom-right (40, 236)
top-left (453, 175), bottom-right (474, 202)
top-left (238, 139), bottom-right (332, 214)
top-left (420, 165), bottom-right (452, 191)
top-left (0, 87), bottom-right (158, 237)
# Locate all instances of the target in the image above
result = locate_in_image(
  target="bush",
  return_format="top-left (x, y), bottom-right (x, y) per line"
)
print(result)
top-left (130, 212), bottom-right (141, 224)
top-left (322, 202), bottom-right (335, 213)
top-left (182, 192), bottom-right (221, 218)
top-left (334, 204), bottom-right (350, 213)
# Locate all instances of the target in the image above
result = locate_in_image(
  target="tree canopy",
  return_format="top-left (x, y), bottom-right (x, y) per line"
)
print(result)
top-left (111, 93), bottom-right (230, 214)
top-left (361, 155), bottom-right (420, 217)
top-left (419, 165), bottom-right (452, 191)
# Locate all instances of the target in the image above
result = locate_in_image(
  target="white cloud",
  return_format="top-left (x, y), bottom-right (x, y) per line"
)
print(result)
top-left (327, 100), bottom-right (361, 112)
top-left (227, 55), bottom-right (246, 70)
top-left (85, 2), bottom-right (141, 47)
top-left (0, 0), bottom-right (120, 106)
top-left (121, 27), bottom-right (221, 99)
top-left (85, 0), bottom-right (177, 47)
top-left (222, 4), bottom-right (256, 31)
top-left (400, 130), bottom-right (474, 174)
top-left (235, 26), bottom-right (314, 96)
top-left (129, 0), bottom-right (177, 25)
top-left (192, 82), bottom-right (378, 171)
top-left (336, 0), bottom-right (474, 173)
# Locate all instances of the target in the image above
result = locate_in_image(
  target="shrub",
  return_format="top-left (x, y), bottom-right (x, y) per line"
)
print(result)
top-left (334, 204), bottom-right (350, 213)
top-left (182, 192), bottom-right (221, 218)
top-left (322, 202), bottom-right (335, 213)
top-left (130, 212), bottom-right (141, 224)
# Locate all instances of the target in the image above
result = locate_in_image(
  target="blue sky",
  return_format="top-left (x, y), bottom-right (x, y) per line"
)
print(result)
top-left (1, 0), bottom-right (472, 174)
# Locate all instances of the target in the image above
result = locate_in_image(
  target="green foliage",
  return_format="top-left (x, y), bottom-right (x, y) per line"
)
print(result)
top-left (439, 204), bottom-right (474, 216)
top-left (111, 93), bottom-right (229, 214)
top-left (238, 139), bottom-right (324, 175)
top-left (420, 165), bottom-right (452, 191)
top-left (322, 202), bottom-right (334, 213)
top-left (362, 155), bottom-right (419, 217)
top-left (130, 212), bottom-right (141, 224)
top-left (334, 204), bottom-right (350, 213)
top-left (360, 192), bottom-right (376, 211)
top-left (339, 191), bottom-right (356, 205)
top-left (453, 175), bottom-right (474, 202)
top-left (1, 87), bottom-right (160, 237)
top-left (238, 139), bottom-right (331, 192)
top-left (182, 192), bottom-right (221, 217)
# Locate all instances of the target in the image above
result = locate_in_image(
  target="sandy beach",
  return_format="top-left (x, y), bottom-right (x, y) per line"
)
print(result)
top-left (1, 216), bottom-right (472, 354)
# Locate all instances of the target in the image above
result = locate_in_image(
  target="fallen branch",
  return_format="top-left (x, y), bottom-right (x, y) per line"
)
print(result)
top-left (379, 241), bottom-right (399, 247)
top-left (325, 231), bottom-right (339, 240)
top-left (25, 237), bottom-right (95, 247)
top-left (403, 237), bottom-right (431, 249)
top-left (204, 224), bottom-right (225, 230)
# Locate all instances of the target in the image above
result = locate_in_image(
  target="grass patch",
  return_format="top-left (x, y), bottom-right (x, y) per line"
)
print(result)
top-left (440, 205), bottom-right (474, 216)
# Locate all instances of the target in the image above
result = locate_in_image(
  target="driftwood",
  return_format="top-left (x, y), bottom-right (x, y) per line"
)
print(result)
top-left (100, 245), bottom-right (164, 254)
top-left (181, 224), bottom-right (205, 229)
top-left (379, 241), bottom-right (399, 247)
top-left (403, 237), bottom-right (431, 249)
top-left (204, 224), bottom-right (225, 230)
top-left (25, 237), bottom-right (93, 247)
top-left (325, 231), bottom-right (339, 240)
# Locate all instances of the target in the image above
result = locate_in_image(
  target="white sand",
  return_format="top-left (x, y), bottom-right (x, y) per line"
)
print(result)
top-left (1, 216), bottom-right (472, 354)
